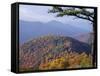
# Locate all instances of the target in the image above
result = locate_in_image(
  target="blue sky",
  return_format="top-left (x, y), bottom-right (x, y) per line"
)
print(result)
top-left (19, 5), bottom-right (93, 32)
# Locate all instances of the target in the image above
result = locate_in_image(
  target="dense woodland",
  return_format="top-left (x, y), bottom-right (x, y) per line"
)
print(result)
top-left (19, 35), bottom-right (93, 71)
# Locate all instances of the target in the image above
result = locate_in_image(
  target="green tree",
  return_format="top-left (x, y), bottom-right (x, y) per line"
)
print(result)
top-left (48, 6), bottom-right (94, 23)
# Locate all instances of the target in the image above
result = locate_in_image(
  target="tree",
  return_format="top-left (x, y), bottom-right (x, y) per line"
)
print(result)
top-left (48, 6), bottom-right (94, 23)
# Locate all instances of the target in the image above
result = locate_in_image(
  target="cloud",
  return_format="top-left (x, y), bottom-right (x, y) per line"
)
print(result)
top-left (19, 5), bottom-right (55, 22)
top-left (19, 5), bottom-right (72, 23)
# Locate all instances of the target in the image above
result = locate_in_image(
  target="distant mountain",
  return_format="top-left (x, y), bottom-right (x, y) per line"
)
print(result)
top-left (74, 33), bottom-right (94, 44)
top-left (19, 35), bottom-right (91, 71)
top-left (19, 20), bottom-right (90, 44)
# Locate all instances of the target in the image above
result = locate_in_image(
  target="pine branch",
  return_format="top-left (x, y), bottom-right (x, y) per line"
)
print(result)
top-left (48, 6), bottom-right (94, 23)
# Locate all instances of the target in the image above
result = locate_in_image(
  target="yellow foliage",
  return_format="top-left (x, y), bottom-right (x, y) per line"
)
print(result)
top-left (39, 51), bottom-right (93, 70)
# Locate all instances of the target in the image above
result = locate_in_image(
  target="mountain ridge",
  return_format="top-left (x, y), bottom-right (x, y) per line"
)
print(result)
top-left (19, 20), bottom-right (91, 44)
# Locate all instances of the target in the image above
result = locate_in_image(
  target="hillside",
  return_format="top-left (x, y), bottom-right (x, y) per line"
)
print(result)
top-left (19, 35), bottom-right (92, 71)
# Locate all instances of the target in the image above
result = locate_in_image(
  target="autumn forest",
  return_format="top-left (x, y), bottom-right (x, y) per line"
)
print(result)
top-left (19, 35), bottom-right (93, 71)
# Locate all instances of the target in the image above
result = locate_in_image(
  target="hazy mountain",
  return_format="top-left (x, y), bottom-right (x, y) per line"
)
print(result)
top-left (19, 20), bottom-right (91, 44)
top-left (74, 33), bottom-right (94, 44)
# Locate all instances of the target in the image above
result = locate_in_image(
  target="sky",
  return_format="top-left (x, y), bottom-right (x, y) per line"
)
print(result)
top-left (19, 4), bottom-right (93, 32)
